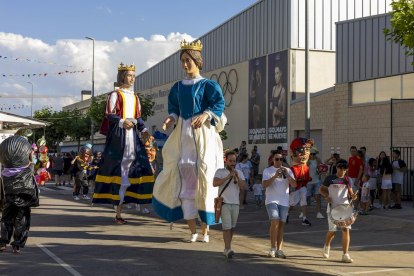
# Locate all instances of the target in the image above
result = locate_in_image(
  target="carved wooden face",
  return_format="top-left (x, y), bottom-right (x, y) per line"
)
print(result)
top-left (291, 146), bottom-right (310, 165)
top-left (146, 147), bottom-right (156, 162)
top-left (180, 52), bottom-right (199, 76)
top-left (122, 70), bottom-right (135, 88)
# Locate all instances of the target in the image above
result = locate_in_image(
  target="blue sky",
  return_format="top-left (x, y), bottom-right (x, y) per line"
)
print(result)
top-left (0, 0), bottom-right (257, 116)
top-left (1, 0), bottom-right (257, 44)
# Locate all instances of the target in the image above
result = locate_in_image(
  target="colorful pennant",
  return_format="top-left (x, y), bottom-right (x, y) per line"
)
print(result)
top-left (2, 70), bottom-right (86, 78)
top-left (0, 54), bottom-right (91, 70)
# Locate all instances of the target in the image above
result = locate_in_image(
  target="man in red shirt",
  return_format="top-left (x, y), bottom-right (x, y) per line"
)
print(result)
top-left (348, 146), bottom-right (363, 212)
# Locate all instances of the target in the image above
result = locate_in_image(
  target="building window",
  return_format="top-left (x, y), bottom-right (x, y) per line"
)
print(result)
top-left (351, 73), bottom-right (414, 105)
top-left (403, 73), bottom-right (414, 99)
top-left (351, 80), bottom-right (374, 104)
top-left (376, 75), bottom-right (401, 102)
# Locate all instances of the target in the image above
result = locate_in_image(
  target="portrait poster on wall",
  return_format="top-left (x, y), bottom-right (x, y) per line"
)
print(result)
top-left (267, 50), bottom-right (288, 144)
top-left (248, 56), bottom-right (267, 144)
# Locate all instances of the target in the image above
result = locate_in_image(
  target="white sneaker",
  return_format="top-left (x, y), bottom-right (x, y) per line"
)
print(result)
top-left (268, 248), bottom-right (276, 258)
top-left (127, 204), bottom-right (134, 209)
top-left (74, 196), bottom-right (80, 201)
top-left (342, 253), bottom-right (353, 263)
top-left (190, 233), bottom-right (198, 243)
top-left (323, 245), bottom-right (330, 258)
top-left (142, 208), bottom-right (150, 214)
top-left (203, 234), bottom-right (209, 243)
top-left (299, 212), bottom-right (303, 218)
top-left (276, 250), bottom-right (286, 259)
top-left (317, 212), bottom-right (325, 219)
top-left (226, 249), bottom-right (234, 258)
top-left (82, 195), bottom-right (90, 200)
top-left (223, 249), bottom-right (227, 256)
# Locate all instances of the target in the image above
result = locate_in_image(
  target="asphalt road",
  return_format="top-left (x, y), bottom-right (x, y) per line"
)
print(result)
top-left (1, 184), bottom-right (413, 276)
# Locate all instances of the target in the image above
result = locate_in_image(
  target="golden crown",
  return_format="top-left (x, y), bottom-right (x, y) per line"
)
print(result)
top-left (118, 62), bottom-right (135, 71)
top-left (180, 40), bottom-right (203, 51)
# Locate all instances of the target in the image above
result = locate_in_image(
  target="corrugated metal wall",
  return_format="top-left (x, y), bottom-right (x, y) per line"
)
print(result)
top-left (136, 0), bottom-right (394, 91)
top-left (336, 13), bottom-right (414, 84)
top-left (290, 0), bottom-right (392, 51)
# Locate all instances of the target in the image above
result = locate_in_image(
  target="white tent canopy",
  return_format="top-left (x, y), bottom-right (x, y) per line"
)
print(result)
top-left (0, 111), bottom-right (50, 130)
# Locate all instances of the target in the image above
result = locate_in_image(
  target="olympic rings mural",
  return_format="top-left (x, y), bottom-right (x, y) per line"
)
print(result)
top-left (210, 68), bottom-right (238, 107)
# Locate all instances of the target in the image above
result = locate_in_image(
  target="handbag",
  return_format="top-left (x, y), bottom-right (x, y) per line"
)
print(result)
top-left (214, 177), bottom-right (233, 223)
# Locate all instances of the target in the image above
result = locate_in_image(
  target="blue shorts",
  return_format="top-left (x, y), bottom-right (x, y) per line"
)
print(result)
top-left (254, 195), bottom-right (263, 201)
top-left (307, 181), bottom-right (321, 196)
top-left (266, 203), bottom-right (289, 222)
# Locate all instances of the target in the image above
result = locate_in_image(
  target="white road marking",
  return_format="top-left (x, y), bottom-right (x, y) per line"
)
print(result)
top-left (37, 244), bottom-right (82, 276)
top-left (348, 267), bottom-right (414, 274)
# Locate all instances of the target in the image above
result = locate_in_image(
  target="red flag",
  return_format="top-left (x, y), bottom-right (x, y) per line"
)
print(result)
top-left (44, 73), bottom-right (47, 76)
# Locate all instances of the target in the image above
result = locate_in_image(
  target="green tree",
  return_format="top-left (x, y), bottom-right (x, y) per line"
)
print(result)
top-left (65, 109), bottom-right (92, 152)
top-left (33, 107), bottom-right (67, 153)
top-left (383, 0), bottom-right (414, 65)
top-left (88, 92), bottom-right (156, 126)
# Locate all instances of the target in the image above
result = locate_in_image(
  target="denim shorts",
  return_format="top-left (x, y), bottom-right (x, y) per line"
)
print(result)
top-left (307, 182), bottom-right (321, 196)
top-left (254, 195), bottom-right (263, 201)
top-left (266, 203), bottom-right (289, 222)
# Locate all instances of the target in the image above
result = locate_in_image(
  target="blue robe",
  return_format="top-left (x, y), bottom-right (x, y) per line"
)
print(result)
top-left (152, 78), bottom-right (225, 225)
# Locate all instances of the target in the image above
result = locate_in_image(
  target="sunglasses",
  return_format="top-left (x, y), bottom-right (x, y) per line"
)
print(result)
top-left (274, 158), bottom-right (283, 161)
top-left (310, 153), bottom-right (316, 156)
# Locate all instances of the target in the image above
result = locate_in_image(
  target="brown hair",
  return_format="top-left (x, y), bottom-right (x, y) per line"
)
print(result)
top-left (117, 70), bottom-right (128, 87)
top-left (180, 49), bottom-right (203, 70)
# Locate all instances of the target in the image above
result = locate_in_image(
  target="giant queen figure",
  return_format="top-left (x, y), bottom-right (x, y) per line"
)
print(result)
top-left (93, 62), bottom-right (154, 224)
top-left (153, 40), bottom-right (226, 242)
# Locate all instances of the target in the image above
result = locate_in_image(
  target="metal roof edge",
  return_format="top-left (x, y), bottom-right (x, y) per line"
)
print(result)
top-left (290, 86), bottom-right (335, 105)
top-left (335, 13), bottom-right (391, 25)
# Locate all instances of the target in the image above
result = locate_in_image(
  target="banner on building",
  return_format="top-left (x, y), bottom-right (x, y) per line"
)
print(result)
top-left (267, 50), bottom-right (288, 144)
top-left (248, 56), bottom-right (267, 144)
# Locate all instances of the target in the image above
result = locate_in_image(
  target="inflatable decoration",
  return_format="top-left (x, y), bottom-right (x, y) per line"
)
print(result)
top-left (32, 143), bottom-right (38, 152)
top-left (37, 137), bottom-right (46, 147)
top-left (317, 164), bottom-right (328, 174)
top-left (39, 145), bottom-right (48, 154)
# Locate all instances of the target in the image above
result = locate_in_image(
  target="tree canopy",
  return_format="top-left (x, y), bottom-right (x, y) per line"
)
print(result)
top-left (383, 0), bottom-right (414, 65)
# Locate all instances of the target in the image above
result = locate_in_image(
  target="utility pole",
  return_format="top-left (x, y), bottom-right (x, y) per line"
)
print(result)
top-left (305, 0), bottom-right (310, 139)
top-left (27, 81), bottom-right (34, 117)
top-left (86, 37), bottom-right (95, 150)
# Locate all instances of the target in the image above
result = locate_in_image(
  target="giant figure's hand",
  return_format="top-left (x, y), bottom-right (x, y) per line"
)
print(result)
top-left (123, 119), bottom-right (134, 130)
top-left (141, 130), bottom-right (150, 143)
top-left (162, 116), bottom-right (175, 131)
top-left (191, 113), bottom-right (209, 129)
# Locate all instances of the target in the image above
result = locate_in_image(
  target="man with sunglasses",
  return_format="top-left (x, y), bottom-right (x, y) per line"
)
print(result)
top-left (263, 150), bottom-right (296, 258)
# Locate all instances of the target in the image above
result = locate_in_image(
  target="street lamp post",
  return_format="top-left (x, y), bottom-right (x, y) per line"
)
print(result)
top-left (86, 37), bottom-right (95, 150)
top-left (27, 81), bottom-right (34, 117)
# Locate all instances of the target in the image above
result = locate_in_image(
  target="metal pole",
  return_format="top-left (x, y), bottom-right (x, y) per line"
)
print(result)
top-left (91, 39), bottom-right (95, 150)
top-left (27, 82), bottom-right (33, 117)
top-left (305, 0), bottom-right (310, 139)
top-left (86, 37), bottom-right (95, 150)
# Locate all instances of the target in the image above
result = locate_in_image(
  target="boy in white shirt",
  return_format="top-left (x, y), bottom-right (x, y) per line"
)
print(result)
top-left (213, 151), bottom-right (246, 259)
top-left (252, 177), bottom-right (264, 208)
top-left (360, 174), bottom-right (371, 215)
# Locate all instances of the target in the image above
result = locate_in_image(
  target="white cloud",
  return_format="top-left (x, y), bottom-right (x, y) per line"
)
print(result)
top-left (106, 7), bottom-right (112, 14)
top-left (141, 16), bottom-right (145, 21)
top-left (0, 32), bottom-right (196, 116)
top-left (96, 6), bottom-right (103, 10)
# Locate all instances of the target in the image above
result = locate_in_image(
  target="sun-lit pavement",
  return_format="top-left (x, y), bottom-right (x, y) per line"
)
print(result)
top-left (1, 182), bottom-right (413, 276)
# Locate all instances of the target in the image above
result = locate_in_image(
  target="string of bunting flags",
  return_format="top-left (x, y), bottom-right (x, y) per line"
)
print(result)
top-left (0, 54), bottom-right (90, 70)
top-left (2, 70), bottom-right (87, 78)
top-left (0, 103), bottom-right (40, 111)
